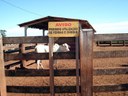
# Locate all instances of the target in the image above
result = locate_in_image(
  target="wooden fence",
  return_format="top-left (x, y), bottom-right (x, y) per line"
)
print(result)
top-left (1, 33), bottom-right (128, 96)
top-left (0, 29), bottom-right (94, 96)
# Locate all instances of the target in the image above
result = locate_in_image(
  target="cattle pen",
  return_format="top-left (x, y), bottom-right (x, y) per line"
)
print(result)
top-left (0, 16), bottom-right (128, 96)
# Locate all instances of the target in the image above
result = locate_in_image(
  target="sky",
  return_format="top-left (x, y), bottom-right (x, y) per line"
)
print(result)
top-left (0, 0), bottom-right (128, 37)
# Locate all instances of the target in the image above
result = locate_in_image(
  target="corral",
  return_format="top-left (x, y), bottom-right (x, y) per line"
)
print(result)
top-left (0, 16), bottom-right (128, 96)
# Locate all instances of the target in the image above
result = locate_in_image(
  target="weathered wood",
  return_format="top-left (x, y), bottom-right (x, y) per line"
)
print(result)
top-left (4, 52), bottom-right (75, 61)
top-left (93, 83), bottom-right (128, 92)
top-left (93, 68), bottom-right (128, 75)
top-left (19, 44), bottom-right (26, 68)
top-left (49, 37), bottom-right (54, 96)
top-left (3, 36), bottom-right (75, 44)
top-left (7, 86), bottom-right (77, 93)
top-left (0, 37), bottom-right (7, 96)
top-left (5, 61), bottom-right (21, 69)
top-left (6, 83), bottom-right (128, 93)
top-left (5, 68), bottom-right (128, 77)
top-left (3, 36), bottom-right (48, 44)
top-left (75, 37), bottom-right (80, 96)
top-left (80, 29), bottom-right (93, 96)
top-left (4, 49), bottom-right (128, 61)
top-left (54, 37), bottom-right (75, 44)
top-left (94, 50), bottom-right (128, 58)
top-left (94, 33), bottom-right (128, 41)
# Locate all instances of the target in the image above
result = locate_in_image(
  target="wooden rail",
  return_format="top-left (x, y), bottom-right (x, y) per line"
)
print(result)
top-left (3, 34), bottom-right (128, 44)
top-left (5, 84), bottom-right (128, 93)
top-left (5, 68), bottom-right (128, 77)
top-left (94, 33), bottom-right (128, 41)
top-left (94, 33), bottom-right (128, 46)
top-left (4, 68), bottom-right (128, 93)
top-left (3, 36), bottom-right (75, 44)
top-left (4, 50), bottom-right (128, 61)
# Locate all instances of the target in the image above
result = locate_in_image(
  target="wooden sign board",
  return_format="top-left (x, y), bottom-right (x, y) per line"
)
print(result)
top-left (48, 21), bottom-right (79, 37)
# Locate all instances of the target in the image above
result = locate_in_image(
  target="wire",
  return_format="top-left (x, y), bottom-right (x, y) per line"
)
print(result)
top-left (0, 0), bottom-right (42, 16)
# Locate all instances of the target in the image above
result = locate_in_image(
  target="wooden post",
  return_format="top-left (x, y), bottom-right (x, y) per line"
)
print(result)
top-left (0, 37), bottom-right (7, 96)
top-left (42, 29), bottom-right (45, 36)
top-left (80, 29), bottom-right (94, 96)
top-left (76, 37), bottom-right (80, 96)
top-left (49, 37), bottom-right (54, 96)
top-left (24, 26), bottom-right (28, 37)
top-left (19, 44), bottom-right (26, 68)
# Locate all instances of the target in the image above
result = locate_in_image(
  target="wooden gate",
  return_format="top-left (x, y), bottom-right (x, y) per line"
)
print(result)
top-left (0, 29), bottom-right (94, 96)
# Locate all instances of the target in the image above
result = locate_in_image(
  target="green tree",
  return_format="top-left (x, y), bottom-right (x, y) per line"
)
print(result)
top-left (0, 30), bottom-right (6, 37)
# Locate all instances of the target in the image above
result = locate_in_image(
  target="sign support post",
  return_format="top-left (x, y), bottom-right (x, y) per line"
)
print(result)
top-left (49, 37), bottom-right (54, 96)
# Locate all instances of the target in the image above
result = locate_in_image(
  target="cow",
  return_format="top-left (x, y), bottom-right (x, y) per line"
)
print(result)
top-left (35, 43), bottom-right (70, 69)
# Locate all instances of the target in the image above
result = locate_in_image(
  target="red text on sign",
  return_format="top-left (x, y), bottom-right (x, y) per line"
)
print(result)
top-left (56, 23), bottom-right (72, 26)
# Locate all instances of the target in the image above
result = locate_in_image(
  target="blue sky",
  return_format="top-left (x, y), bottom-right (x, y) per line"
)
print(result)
top-left (1, 0), bottom-right (128, 36)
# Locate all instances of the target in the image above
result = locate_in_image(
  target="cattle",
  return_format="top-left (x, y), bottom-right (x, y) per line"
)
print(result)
top-left (35, 43), bottom-right (70, 69)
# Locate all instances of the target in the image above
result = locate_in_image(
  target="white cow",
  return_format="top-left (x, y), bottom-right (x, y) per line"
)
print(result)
top-left (35, 43), bottom-right (70, 69)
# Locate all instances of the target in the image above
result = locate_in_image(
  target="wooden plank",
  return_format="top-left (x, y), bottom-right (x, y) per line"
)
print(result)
top-left (94, 50), bottom-right (128, 58)
top-left (6, 84), bottom-right (128, 93)
top-left (0, 37), bottom-right (7, 96)
top-left (49, 37), bottom-right (54, 96)
top-left (55, 37), bottom-right (75, 44)
top-left (94, 33), bottom-right (128, 41)
top-left (5, 61), bottom-right (21, 69)
top-left (93, 68), bottom-right (128, 75)
top-left (4, 52), bottom-right (75, 61)
top-left (7, 86), bottom-right (77, 93)
top-left (80, 29), bottom-right (93, 96)
top-left (5, 68), bottom-right (128, 77)
top-left (93, 83), bottom-right (128, 92)
top-left (5, 69), bottom-right (76, 77)
top-left (3, 36), bottom-right (48, 44)
top-left (5, 49), bottom-right (128, 61)
top-left (3, 36), bottom-right (75, 44)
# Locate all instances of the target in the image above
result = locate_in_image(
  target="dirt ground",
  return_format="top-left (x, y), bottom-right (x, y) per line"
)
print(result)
top-left (5, 43), bottom-right (128, 96)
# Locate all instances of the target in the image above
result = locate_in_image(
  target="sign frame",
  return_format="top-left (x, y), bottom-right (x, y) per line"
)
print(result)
top-left (48, 21), bottom-right (79, 37)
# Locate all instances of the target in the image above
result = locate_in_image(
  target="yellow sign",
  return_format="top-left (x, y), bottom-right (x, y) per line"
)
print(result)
top-left (48, 21), bottom-right (79, 37)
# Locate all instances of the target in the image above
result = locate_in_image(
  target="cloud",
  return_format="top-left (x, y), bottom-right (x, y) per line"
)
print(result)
top-left (93, 21), bottom-right (128, 34)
